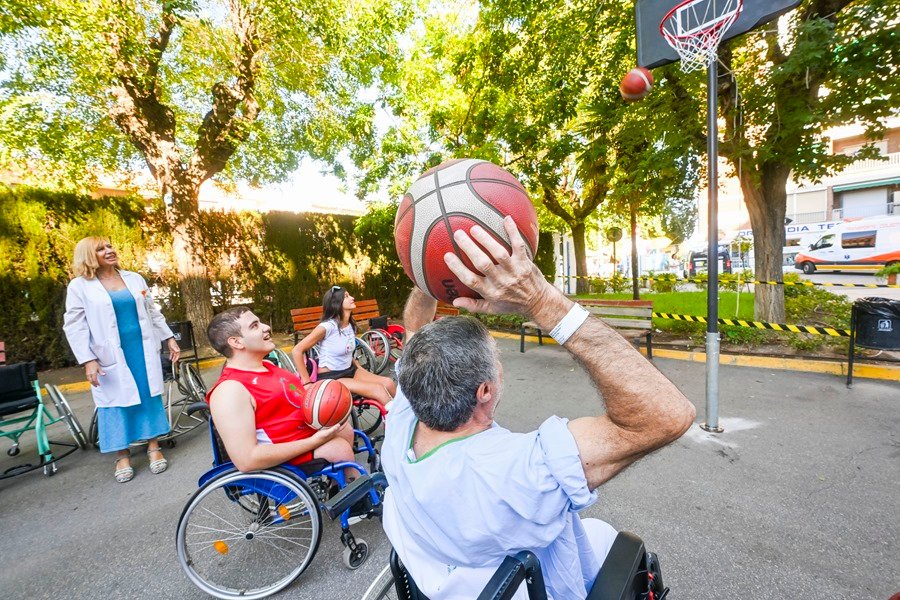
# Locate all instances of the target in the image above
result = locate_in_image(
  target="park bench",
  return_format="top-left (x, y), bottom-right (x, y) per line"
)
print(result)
top-left (519, 299), bottom-right (653, 358)
top-left (290, 298), bottom-right (459, 342)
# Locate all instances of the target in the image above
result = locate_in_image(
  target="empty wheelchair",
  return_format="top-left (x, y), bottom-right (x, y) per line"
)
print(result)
top-left (1, 362), bottom-right (88, 479)
top-left (328, 475), bottom-right (668, 600)
top-left (175, 403), bottom-right (385, 599)
top-left (85, 356), bottom-right (208, 449)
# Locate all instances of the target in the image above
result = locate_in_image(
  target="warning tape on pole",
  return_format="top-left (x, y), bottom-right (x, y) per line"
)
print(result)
top-left (651, 312), bottom-right (851, 337)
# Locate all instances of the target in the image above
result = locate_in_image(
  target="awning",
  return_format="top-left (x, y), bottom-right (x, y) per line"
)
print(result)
top-left (833, 177), bottom-right (900, 193)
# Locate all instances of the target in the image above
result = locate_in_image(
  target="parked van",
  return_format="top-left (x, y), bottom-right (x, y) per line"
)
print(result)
top-left (686, 245), bottom-right (732, 277)
top-left (794, 215), bottom-right (900, 274)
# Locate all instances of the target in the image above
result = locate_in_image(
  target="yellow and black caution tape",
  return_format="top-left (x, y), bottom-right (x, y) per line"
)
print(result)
top-left (555, 274), bottom-right (899, 288)
top-left (651, 312), bottom-right (850, 337)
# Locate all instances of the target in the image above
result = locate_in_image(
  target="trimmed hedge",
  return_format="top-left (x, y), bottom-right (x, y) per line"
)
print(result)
top-left (0, 187), bottom-right (557, 368)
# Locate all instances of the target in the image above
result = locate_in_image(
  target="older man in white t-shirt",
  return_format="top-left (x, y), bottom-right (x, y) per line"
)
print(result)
top-left (380, 217), bottom-right (696, 599)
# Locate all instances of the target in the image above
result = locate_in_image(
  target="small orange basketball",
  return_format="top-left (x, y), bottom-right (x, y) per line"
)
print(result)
top-left (620, 67), bottom-right (654, 102)
top-left (301, 380), bottom-right (352, 429)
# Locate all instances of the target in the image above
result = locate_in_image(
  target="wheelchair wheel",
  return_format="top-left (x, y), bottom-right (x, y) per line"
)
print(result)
top-left (361, 564), bottom-right (399, 600)
top-left (353, 338), bottom-right (379, 374)
top-left (351, 399), bottom-right (383, 436)
top-left (45, 384), bottom-right (88, 450)
top-left (342, 538), bottom-right (369, 569)
top-left (179, 362), bottom-right (207, 403)
top-left (87, 409), bottom-right (100, 449)
top-left (176, 468), bottom-right (322, 600)
top-left (359, 330), bottom-right (391, 374)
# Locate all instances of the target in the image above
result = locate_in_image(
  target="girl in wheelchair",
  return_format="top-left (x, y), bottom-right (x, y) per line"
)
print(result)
top-left (291, 286), bottom-right (396, 407)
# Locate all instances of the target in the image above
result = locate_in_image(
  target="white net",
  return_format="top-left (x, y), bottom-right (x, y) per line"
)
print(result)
top-left (660, 0), bottom-right (743, 72)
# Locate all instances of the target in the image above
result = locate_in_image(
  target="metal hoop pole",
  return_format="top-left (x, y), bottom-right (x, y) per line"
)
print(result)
top-left (702, 53), bottom-right (723, 434)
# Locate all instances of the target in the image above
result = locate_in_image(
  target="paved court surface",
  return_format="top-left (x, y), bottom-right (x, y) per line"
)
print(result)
top-left (1, 337), bottom-right (897, 599)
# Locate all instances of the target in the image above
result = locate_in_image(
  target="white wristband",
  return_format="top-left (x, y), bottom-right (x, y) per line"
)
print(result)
top-left (549, 303), bottom-right (590, 345)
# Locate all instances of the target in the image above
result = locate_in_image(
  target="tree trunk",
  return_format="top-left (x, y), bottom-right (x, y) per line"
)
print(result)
top-left (630, 204), bottom-right (640, 300)
top-left (169, 184), bottom-right (215, 346)
top-left (741, 164), bottom-right (790, 323)
top-left (571, 222), bottom-right (589, 295)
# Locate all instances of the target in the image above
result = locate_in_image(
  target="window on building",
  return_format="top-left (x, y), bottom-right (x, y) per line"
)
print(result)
top-left (785, 239), bottom-right (801, 247)
top-left (841, 230), bottom-right (877, 249)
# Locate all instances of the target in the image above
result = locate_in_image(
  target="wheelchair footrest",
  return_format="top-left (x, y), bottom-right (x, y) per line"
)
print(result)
top-left (323, 473), bottom-right (386, 520)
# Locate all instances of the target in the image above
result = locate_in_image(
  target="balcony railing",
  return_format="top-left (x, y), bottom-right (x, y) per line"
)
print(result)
top-left (831, 203), bottom-right (898, 220)
top-left (840, 152), bottom-right (900, 173)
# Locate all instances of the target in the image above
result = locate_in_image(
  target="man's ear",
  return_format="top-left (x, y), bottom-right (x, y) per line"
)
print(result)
top-left (476, 381), bottom-right (493, 404)
top-left (227, 335), bottom-right (244, 353)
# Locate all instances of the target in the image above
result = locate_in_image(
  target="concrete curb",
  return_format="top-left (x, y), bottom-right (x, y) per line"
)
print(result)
top-left (493, 330), bottom-right (900, 383)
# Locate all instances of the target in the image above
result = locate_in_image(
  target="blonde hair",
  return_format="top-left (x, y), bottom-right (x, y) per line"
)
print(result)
top-left (72, 236), bottom-right (111, 280)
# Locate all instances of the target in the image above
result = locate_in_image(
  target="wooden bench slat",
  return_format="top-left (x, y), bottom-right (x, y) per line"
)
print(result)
top-left (586, 306), bottom-right (653, 318)
top-left (579, 299), bottom-right (653, 308)
top-left (599, 317), bottom-right (652, 329)
top-left (291, 307), bottom-right (324, 317)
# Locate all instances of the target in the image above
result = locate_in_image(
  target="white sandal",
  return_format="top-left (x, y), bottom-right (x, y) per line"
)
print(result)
top-left (147, 448), bottom-right (168, 474)
top-left (115, 454), bottom-right (134, 483)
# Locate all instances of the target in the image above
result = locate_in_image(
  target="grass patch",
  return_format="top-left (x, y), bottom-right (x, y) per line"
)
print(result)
top-left (573, 291), bottom-right (755, 322)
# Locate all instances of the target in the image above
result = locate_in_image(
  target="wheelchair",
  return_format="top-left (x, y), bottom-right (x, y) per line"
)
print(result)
top-left (85, 355), bottom-right (209, 449)
top-left (359, 315), bottom-right (405, 375)
top-left (175, 400), bottom-right (385, 599)
top-left (1, 362), bottom-right (88, 479)
top-left (86, 321), bottom-right (209, 450)
top-left (327, 476), bottom-right (668, 600)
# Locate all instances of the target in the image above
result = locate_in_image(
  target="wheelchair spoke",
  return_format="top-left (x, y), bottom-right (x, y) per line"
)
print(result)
top-left (176, 469), bottom-right (322, 599)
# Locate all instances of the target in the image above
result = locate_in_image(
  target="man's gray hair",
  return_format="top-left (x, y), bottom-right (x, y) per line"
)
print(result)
top-left (399, 316), bottom-right (499, 432)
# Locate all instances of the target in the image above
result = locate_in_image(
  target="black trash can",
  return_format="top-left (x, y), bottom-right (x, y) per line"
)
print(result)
top-left (846, 297), bottom-right (900, 387)
top-left (853, 297), bottom-right (900, 350)
top-left (164, 321), bottom-right (195, 354)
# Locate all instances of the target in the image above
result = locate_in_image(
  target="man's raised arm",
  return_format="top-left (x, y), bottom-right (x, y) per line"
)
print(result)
top-left (402, 287), bottom-right (438, 338)
top-left (445, 217), bottom-right (696, 490)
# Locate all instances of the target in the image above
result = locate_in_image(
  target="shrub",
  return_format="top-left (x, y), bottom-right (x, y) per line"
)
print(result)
top-left (649, 272), bottom-right (679, 293)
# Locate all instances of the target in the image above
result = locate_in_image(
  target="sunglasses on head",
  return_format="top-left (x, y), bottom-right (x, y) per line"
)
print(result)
top-left (331, 286), bottom-right (342, 292)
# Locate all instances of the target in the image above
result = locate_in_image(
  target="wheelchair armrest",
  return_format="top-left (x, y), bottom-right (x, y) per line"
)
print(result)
top-left (323, 472), bottom-right (387, 520)
top-left (186, 402), bottom-right (210, 417)
top-left (476, 551), bottom-right (548, 600)
top-left (586, 531), bottom-right (647, 600)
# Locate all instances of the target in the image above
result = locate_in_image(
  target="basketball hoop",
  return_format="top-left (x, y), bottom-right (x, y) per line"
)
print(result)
top-left (660, 0), bottom-right (743, 72)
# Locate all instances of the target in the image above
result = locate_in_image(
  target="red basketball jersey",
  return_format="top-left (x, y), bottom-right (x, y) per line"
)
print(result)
top-left (207, 361), bottom-right (316, 465)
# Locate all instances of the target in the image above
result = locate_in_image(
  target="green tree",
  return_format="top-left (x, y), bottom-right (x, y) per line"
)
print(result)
top-left (0, 0), bottom-right (410, 340)
top-left (714, 0), bottom-right (898, 321)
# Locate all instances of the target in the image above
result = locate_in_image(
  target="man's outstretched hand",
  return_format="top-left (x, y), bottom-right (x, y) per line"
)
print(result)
top-left (443, 216), bottom-right (554, 317)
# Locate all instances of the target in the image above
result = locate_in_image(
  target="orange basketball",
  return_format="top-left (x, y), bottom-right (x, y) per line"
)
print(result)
top-left (301, 380), bottom-right (352, 429)
top-left (620, 67), bottom-right (653, 102)
top-left (394, 158), bottom-right (538, 303)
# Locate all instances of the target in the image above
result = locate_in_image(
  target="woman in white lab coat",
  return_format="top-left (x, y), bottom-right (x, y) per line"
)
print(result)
top-left (63, 237), bottom-right (180, 482)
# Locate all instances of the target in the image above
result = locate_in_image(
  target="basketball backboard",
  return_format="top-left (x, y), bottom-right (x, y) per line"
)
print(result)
top-left (635, 0), bottom-right (802, 69)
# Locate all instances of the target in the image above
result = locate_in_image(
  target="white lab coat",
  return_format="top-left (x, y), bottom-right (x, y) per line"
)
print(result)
top-left (63, 270), bottom-right (174, 408)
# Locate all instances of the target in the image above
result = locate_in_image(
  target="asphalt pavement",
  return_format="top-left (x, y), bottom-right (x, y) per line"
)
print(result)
top-left (1, 337), bottom-right (897, 600)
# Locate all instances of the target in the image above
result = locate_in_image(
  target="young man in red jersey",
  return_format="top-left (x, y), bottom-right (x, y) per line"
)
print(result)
top-left (205, 307), bottom-right (354, 473)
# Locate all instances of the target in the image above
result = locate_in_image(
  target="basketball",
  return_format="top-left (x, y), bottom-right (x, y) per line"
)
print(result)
top-left (394, 158), bottom-right (539, 303)
top-left (301, 379), bottom-right (352, 429)
top-left (619, 67), bottom-right (653, 101)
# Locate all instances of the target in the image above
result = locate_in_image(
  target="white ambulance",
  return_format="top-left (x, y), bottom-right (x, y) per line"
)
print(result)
top-left (794, 215), bottom-right (900, 274)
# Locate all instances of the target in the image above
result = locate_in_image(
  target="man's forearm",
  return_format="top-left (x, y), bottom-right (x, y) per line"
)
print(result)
top-left (403, 287), bottom-right (437, 335)
top-left (529, 288), bottom-right (694, 438)
top-left (236, 437), bottom-right (325, 472)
